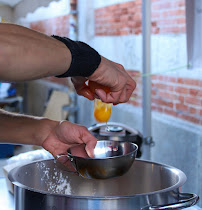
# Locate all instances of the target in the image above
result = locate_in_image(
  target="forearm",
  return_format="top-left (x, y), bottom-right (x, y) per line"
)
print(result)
top-left (0, 23), bottom-right (71, 81)
top-left (0, 109), bottom-right (58, 146)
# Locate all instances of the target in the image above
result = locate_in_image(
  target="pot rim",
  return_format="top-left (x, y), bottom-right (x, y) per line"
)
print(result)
top-left (8, 159), bottom-right (187, 200)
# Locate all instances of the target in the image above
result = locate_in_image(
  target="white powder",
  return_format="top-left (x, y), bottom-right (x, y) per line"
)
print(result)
top-left (36, 162), bottom-right (72, 195)
top-left (56, 179), bottom-right (71, 195)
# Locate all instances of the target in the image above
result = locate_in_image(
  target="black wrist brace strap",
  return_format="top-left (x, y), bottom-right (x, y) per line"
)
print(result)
top-left (51, 35), bottom-right (101, 77)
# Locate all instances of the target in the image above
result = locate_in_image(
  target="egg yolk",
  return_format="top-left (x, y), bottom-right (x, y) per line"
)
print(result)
top-left (88, 81), bottom-right (112, 123)
top-left (94, 99), bottom-right (112, 122)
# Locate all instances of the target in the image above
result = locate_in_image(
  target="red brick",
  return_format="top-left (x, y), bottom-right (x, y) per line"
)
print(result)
top-left (152, 3), bottom-right (161, 10)
top-left (165, 76), bottom-right (178, 83)
top-left (177, 18), bottom-right (185, 24)
top-left (152, 105), bottom-right (163, 112)
top-left (164, 108), bottom-right (177, 117)
top-left (152, 89), bottom-right (157, 96)
top-left (158, 91), bottom-right (178, 100)
top-left (175, 86), bottom-right (189, 94)
top-left (199, 80), bottom-right (202, 86)
top-left (177, 8), bottom-right (186, 16)
top-left (155, 75), bottom-right (164, 80)
top-left (135, 0), bottom-right (142, 6)
top-left (156, 107), bottom-right (163, 112)
top-left (120, 30), bottom-right (129, 35)
top-left (178, 114), bottom-right (200, 124)
top-left (134, 21), bottom-right (141, 28)
top-left (154, 83), bottom-right (168, 90)
top-left (175, 103), bottom-right (188, 112)
top-left (183, 78), bottom-right (199, 86)
top-left (162, 27), bottom-right (181, 34)
top-left (172, 0), bottom-right (185, 8)
top-left (177, 78), bottom-right (184, 84)
top-left (178, 96), bottom-right (185, 103)
top-left (152, 12), bottom-right (161, 19)
top-left (189, 88), bottom-right (202, 97)
top-left (185, 97), bottom-right (201, 106)
top-left (134, 28), bottom-right (141, 34)
top-left (189, 107), bottom-right (197, 114)
top-left (152, 98), bottom-right (173, 108)
top-left (167, 85), bottom-right (174, 92)
top-left (159, 2), bottom-right (171, 9)
top-left (128, 100), bottom-right (141, 107)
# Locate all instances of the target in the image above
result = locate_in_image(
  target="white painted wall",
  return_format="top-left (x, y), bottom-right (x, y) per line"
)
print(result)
top-left (13, 0), bottom-right (68, 24)
top-left (78, 0), bottom-right (95, 43)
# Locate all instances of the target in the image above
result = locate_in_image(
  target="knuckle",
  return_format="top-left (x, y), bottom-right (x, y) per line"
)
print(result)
top-left (129, 78), bottom-right (136, 89)
top-left (117, 63), bottom-right (125, 70)
top-left (76, 89), bottom-right (82, 96)
top-left (80, 125), bottom-right (88, 132)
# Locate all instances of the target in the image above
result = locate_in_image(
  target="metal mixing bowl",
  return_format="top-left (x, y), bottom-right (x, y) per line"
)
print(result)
top-left (57, 140), bottom-right (138, 179)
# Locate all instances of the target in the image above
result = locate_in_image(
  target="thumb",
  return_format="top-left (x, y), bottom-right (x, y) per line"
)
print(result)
top-left (82, 133), bottom-right (97, 158)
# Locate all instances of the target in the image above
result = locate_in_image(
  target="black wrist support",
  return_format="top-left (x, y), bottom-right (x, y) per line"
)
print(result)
top-left (51, 35), bottom-right (101, 78)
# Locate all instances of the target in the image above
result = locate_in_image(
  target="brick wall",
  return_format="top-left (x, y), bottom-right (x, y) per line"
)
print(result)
top-left (95, 0), bottom-right (185, 35)
top-left (128, 71), bottom-right (202, 125)
top-left (152, 75), bottom-right (202, 125)
top-left (30, 14), bottom-right (69, 36)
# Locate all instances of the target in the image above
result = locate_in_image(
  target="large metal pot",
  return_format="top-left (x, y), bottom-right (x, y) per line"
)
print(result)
top-left (9, 159), bottom-right (199, 210)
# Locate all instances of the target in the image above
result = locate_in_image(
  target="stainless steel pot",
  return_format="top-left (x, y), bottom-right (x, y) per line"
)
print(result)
top-left (8, 159), bottom-right (199, 210)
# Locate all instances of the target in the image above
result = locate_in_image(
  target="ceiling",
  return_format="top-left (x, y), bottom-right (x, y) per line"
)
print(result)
top-left (0, 0), bottom-right (23, 7)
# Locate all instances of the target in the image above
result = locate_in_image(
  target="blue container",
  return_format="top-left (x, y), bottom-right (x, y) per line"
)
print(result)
top-left (0, 144), bottom-right (14, 158)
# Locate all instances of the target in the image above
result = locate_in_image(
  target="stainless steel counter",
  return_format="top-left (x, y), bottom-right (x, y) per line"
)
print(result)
top-left (0, 178), bottom-right (14, 210)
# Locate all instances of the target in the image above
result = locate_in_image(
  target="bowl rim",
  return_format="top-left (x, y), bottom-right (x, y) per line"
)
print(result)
top-left (67, 140), bottom-right (138, 160)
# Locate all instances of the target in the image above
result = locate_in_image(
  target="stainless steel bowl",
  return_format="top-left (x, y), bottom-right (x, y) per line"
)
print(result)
top-left (57, 140), bottom-right (138, 179)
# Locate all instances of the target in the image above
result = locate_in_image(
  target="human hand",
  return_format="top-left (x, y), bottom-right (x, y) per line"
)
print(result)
top-left (71, 56), bottom-right (136, 105)
top-left (42, 121), bottom-right (97, 160)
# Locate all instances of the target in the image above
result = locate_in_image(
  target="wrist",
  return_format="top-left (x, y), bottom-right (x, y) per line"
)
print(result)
top-left (88, 56), bottom-right (104, 80)
top-left (35, 118), bottom-right (59, 147)
top-left (51, 35), bottom-right (101, 77)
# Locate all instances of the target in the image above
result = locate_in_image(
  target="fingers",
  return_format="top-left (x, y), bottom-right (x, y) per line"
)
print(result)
top-left (71, 77), bottom-right (94, 100)
top-left (70, 144), bottom-right (89, 157)
top-left (81, 129), bottom-right (97, 158)
top-left (77, 86), bottom-right (95, 100)
top-left (95, 81), bottom-right (136, 104)
top-left (59, 121), bottom-right (97, 158)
